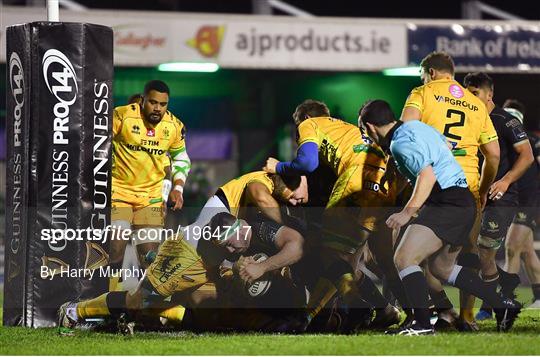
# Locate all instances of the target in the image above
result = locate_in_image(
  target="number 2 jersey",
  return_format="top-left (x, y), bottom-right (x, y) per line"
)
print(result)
top-left (112, 103), bottom-right (186, 198)
top-left (404, 78), bottom-right (498, 192)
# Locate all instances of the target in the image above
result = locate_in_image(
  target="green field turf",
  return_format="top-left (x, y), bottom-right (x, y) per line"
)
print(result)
top-left (1, 287), bottom-right (539, 355)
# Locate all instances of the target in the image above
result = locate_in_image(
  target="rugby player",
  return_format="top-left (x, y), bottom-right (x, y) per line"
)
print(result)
top-left (400, 51), bottom-right (500, 330)
top-left (264, 100), bottom-right (399, 331)
top-left (108, 80), bottom-right (191, 292)
top-left (58, 174), bottom-right (304, 333)
top-left (463, 73), bottom-right (534, 319)
top-left (359, 99), bottom-right (521, 335)
top-left (500, 100), bottom-right (540, 310)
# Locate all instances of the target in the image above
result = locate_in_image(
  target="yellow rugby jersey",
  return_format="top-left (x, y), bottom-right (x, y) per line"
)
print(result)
top-left (404, 79), bottom-right (498, 185)
top-left (297, 117), bottom-right (386, 177)
top-left (220, 171), bottom-right (274, 217)
top-left (112, 104), bottom-right (186, 197)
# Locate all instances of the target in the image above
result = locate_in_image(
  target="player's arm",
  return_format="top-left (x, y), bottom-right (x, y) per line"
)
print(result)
top-left (386, 140), bottom-right (434, 229)
top-left (489, 120), bottom-right (534, 200)
top-left (400, 106), bottom-right (422, 122)
top-left (478, 140), bottom-right (500, 206)
top-left (264, 142), bottom-right (319, 175)
top-left (245, 181), bottom-right (283, 224)
top-left (169, 148), bottom-right (191, 210)
top-left (240, 226), bottom-right (304, 284)
top-left (387, 165), bottom-right (436, 230)
top-left (490, 140), bottom-right (533, 199)
top-left (168, 123), bottom-right (191, 210)
top-left (400, 87), bottom-right (424, 122)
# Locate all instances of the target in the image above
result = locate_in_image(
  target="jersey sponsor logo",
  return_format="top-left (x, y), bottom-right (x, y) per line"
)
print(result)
top-left (449, 84), bottom-right (464, 99)
top-left (488, 221), bottom-right (499, 231)
top-left (42, 49), bottom-right (79, 146)
top-left (187, 25), bottom-right (225, 58)
top-left (125, 143), bottom-right (165, 155)
top-left (9, 52), bottom-right (24, 148)
top-left (320, 139), bottom-right (340, 170)
top-left (147, 128), bottom-right (155, 137)
top-left (132, 125), bottom-right (140, 134)
top-left (363, 180), bottom-right (381, 192)
top-left (434, 95), bottom-right (479, 111)
top-left (156, 255), bottom-right (182, 283)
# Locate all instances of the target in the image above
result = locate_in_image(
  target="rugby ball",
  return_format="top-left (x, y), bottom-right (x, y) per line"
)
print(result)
top-left (245, 253), bottom-right (272, 298)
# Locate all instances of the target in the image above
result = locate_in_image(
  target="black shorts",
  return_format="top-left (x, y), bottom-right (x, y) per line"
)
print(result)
top-left (513, 185), bottom-right (538, 230)
top-left (412, 186), bottom-right (476, 246)
top-left (480, 193), bottom-right (519, 240)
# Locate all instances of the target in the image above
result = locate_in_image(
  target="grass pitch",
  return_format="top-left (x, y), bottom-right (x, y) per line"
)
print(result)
top-left (1, 288), bottom-right (539, 355)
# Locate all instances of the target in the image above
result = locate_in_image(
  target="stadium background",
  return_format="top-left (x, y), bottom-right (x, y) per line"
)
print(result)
top-left (0, 0), bottom-right (539, 334)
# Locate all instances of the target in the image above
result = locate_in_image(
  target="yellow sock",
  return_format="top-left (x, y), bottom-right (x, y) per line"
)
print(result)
top-left (77, 293), bottom-right (110, 319)
top-left (336, 273), bottom-right (357, 298)
top-left (158, 306), bottom-right (186, 323)
top-left (109, 276), bottom-right (122, 292)
top-left (307, 278), bottom-right (338, 320)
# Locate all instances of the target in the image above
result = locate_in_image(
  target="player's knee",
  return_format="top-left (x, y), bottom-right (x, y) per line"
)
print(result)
top-left (477, 234), bottom-right (503, 250)
top-left (132, 226), bottom-right (163, 246)
top-left (505, 237), bottom-right (524, 258)
top-left (393, 251), bottom-right (414, 272)
top-left (427, 260), bottom-right (453, 282)
top-left (111, 219), bottom-right (131, 231)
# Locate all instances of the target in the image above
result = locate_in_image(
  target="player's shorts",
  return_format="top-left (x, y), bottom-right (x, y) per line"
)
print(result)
top-left (322, 165), bottom-right (396, 254)
top-left (146, 235), bottom-right (208, 297)
top-left (478, 193), bottom-right (519, 249)
top-left (461, 186), bottom-right (483, 249)
top-left (413, 186), bottom-right (476, 247)
top-left (111, 186), bottom-right (164, 226)
top-left (512, 181), bottom-right (538, 230)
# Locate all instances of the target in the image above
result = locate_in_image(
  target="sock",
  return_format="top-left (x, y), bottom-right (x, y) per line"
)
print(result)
top-left (357, 275), bottom-right (389, 309)
top-left (399, 266), bottom-right (431, 328)
top-left (430, 289), bottom-right (453, 311)
top-left (105, 291), bottom-right (128, 319)
top-left (387, 278), bottom-right (411, 309)
top-left (449, 266), bottom-right (503, 308)
top-left (108, 261), bottom-right (124, 291)
top-left (532, 284), bottom-right (540, 301)
top-left (157, 305), bottom-right (186, 323)
top-left (77, 293), bottom-right (110, 319)
top-left (479, 272), bottom-right (499, 311)
top-left (306, 278), bottom-right (338, 321)
top-left (497, 266), bottom-right (520, 298)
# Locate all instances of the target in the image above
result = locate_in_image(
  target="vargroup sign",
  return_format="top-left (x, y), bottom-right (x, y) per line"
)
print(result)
top-left (1, 7), bottom-right (407, 71)
top-left (408, 24), bottom-right (540, 71)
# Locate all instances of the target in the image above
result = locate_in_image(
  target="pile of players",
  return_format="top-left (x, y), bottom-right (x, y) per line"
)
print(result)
top-left (58, 51), bottom-right (540, 336)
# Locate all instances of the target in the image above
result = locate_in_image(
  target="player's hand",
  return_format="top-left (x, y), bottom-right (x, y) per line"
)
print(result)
top-left (169, 189), bottom-right (184, 210)
top-left (239, 262), bottom-right (266, 284)
top-left (489, 179), bottom-right (509, 201)
top-left (386, 210), bottom-right (412, 230)
top-left (263, 157), bottom-right (279, 174)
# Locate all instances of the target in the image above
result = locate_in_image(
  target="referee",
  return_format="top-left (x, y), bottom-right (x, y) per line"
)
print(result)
top-left (358, 100), bottom-right (521, 335)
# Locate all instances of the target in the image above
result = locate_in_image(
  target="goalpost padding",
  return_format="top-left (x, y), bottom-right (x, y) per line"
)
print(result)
top-left (4, 22), bottom-right (113, 327)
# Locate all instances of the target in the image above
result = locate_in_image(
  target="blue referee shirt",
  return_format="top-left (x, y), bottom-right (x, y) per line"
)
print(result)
top-left (389, 121), bottom-right (468, 189)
